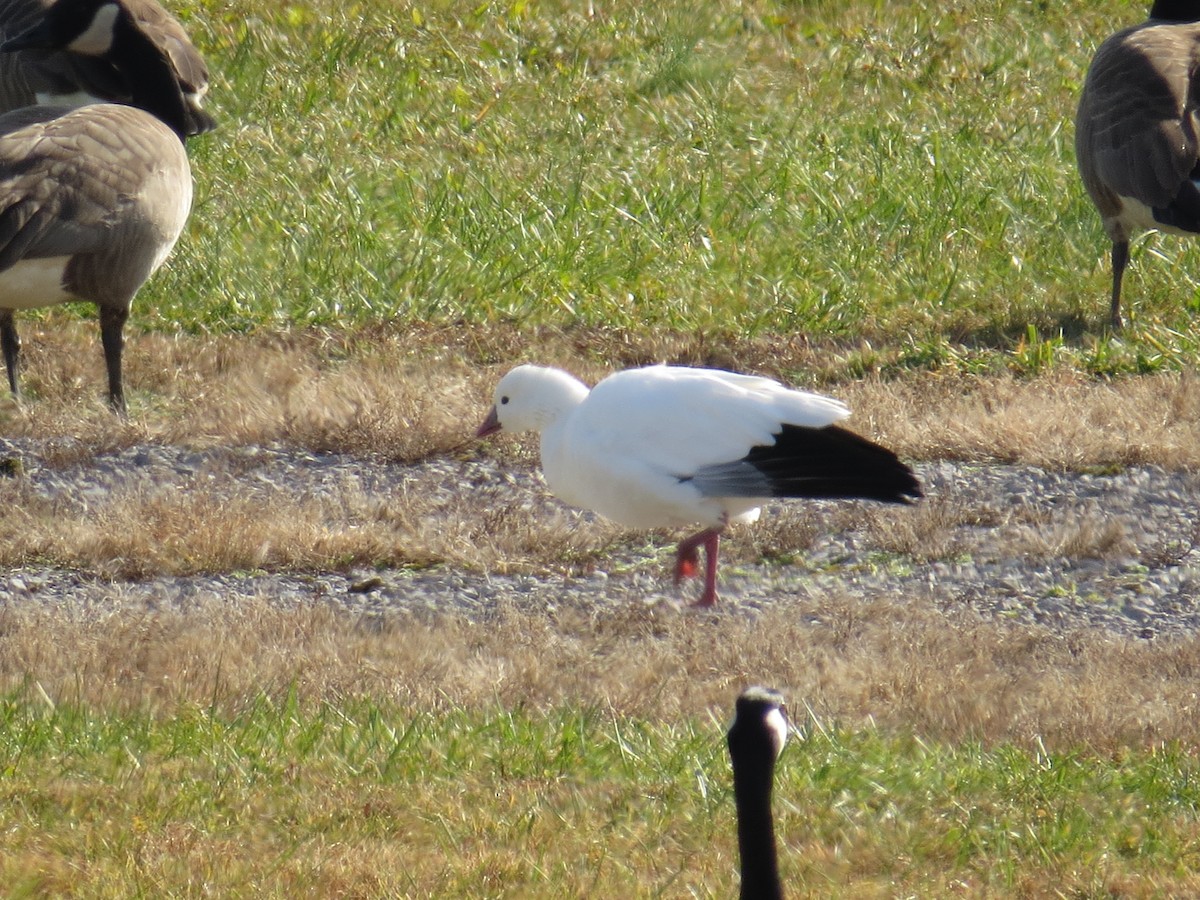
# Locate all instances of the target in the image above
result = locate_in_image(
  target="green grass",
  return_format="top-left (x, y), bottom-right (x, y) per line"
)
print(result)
top-left (3, 687), bottom-right (1200, 896)
top-left (126, 0), bottom-right (1200, 373)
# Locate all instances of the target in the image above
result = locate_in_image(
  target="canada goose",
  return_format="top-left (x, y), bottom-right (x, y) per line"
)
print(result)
top-left (0, 0), bottom-right (212, 134)
top-left (727, 685), bottom-right (789, 900)
top-left (1075, 1), bottom-right (1200, 329)
top-left (476, 364), bottom-right (921, 607)
top-left (0, 0), bottom-right (198, 413)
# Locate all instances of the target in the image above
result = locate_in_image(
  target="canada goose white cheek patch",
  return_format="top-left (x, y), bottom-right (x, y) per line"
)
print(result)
top-left (69, 3), bottom-right (120, 56)
top-left (0, 257), bottom-right (73, 309)
top-left (764, 707), bottom-right (788, 758)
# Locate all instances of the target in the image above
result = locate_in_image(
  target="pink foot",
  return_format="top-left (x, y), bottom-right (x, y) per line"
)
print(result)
top-left (674, 528), bottom-right (723, 607)
top-left (674, 545), bottom-right (700, 583)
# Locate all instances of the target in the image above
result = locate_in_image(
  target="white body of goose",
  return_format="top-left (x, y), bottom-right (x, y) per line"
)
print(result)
top-left (0, 0), bottom-right (199, 413)
top-left (477, 364), bottom-right (921, 606)
top-left (1076, 0), bottom-right (1200, 329)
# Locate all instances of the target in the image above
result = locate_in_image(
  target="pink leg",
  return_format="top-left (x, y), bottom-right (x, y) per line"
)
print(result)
top-left (674, 527), bottom-right (722, 607)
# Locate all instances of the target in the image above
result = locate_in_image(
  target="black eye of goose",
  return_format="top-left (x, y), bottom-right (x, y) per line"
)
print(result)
top-left (500, 396), bottom-right (509, 405)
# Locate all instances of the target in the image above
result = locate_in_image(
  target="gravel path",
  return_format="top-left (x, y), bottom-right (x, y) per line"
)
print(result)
top-left (2, 438), bottom-right (1199, 638)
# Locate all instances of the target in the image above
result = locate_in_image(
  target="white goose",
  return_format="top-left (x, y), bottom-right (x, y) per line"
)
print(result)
top-left (477, 364), bottom-right (922, 606)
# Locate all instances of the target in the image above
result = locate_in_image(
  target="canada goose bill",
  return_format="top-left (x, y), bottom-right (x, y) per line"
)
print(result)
top-left (727, 686), bottom-right (789, 900)
top-left (0, 0), bottom-right (198, 414)
top-left (0, 0), bottom-right (212, 135)
top-left (1075, 1), bottom-right (1200, 330)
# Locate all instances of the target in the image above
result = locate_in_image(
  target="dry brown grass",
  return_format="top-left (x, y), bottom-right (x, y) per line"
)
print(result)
top-left (861, 494), bottom-right (1137, 564)
top-left (841, 371), bottom-right (1200, 470)
top-left (0, 318), bottom-right (1194, 585)
top-left (2, 319), bottom-right (1196, 746)
top-left (0, 460), bottom-right (623, 578)
top-left (0, 321), bottom-right (489, 461)
top-left (2, 318), bottom-right (1199, 470)
top-left (2, 593), bottom-right (1197, 753)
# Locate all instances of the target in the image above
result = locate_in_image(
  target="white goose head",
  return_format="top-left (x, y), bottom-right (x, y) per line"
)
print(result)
top-left (477, 364), bottom-right (590, 437)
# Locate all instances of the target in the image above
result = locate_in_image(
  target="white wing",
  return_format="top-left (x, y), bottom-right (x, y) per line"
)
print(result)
top-left (580, 365), bottom-right (847, 472)
top-left (541, 365), bottom-right (849, 528)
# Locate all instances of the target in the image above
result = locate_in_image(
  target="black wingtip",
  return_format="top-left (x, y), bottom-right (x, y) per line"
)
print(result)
top-left (743, 423), bottom-right (923, 505)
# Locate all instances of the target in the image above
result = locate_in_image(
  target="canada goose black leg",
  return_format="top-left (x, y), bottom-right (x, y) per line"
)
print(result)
top-left (1110, 239), bottom-right (1128, 331)
top-left (0, 309), bottom-right (18, 400)
top-left (99, 304), bottom-right (127, 415)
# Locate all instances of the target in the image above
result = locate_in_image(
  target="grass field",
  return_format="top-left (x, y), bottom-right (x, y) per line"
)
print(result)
top-left (155, 0), bottom-right (1200, 374)
top-left (3, 0), bottom-right (1200, 896)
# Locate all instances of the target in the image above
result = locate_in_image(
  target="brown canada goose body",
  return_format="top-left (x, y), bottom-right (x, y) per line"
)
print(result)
top-left (1075, 2), bottom-right (1200, 329)
top-left (0, 0), bottom-right (196, 413)
top-left (0, 0), bottom-right (210, 134)
top-left (0, 103), bottom-right (190, 308)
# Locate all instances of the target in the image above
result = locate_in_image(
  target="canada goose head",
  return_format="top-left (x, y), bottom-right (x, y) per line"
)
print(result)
top-left (0, 0), bottom-right (216, 136)
top-left (1, 0), bottom-right (194, 139)
top-left (727, 685), bottom-right (788, 900)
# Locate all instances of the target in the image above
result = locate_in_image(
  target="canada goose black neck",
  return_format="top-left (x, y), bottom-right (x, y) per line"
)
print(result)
top-left (1149, 1), bottom-right (1200, 22)
top-left (107, 10), bottom-right (189, 140)
top-left (1, 0), bottom-right (191, 140)
top-left (727, 687), bottom-right (787, 900)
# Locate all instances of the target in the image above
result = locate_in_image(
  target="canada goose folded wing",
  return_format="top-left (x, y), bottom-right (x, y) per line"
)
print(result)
top-left (0, 202), bottom-right (87, 270)
top-left (0, 103), bottom-right (188, 305)
top-left (1079, 28), bottom-right (1200, 214)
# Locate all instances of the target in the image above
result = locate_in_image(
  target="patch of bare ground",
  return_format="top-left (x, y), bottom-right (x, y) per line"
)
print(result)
top-left (0, 594), bottom-right (1197, 753)
top-left (0, 447), bottom-right (626, 578)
